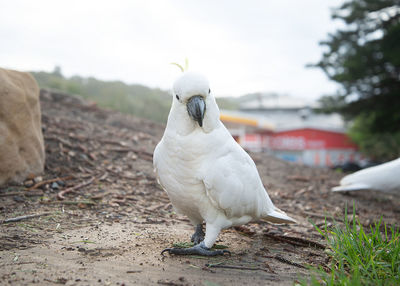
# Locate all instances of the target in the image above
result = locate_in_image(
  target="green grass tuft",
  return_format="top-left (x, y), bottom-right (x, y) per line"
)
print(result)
top-left (172, 242), bottom-right (194, 248)
top-left (302, 206), bottom-right (400, 285)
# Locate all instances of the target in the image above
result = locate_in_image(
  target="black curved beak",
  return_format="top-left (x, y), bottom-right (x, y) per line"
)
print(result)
top-left (187, 95), bottom-right (206, 127)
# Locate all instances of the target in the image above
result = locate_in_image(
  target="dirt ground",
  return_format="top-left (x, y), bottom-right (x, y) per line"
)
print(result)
top-left (1, 90), bottom-right (399, 286)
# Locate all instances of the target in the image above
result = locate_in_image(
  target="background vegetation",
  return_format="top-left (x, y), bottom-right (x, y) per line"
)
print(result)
top-left (32, 68), bottom-right (239, 123)
top-left (313, 0), bottom-right (400, 160)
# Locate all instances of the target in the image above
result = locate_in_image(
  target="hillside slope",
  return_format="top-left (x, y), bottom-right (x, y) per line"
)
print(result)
top-left (31, 70), bottom-right (240, 123)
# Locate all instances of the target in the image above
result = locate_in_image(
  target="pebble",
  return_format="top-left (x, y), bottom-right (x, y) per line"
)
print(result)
top-left (33, 176), bottom-right (43, 183)
top-left (13, 196), bottom-right (25, 203)
top-left (57, 180), bottom-right (66, 187)
top-left (80, 153), bottom-right (88, 160)
top-left (51, 182), bottom-right (60, 189)
top-left (24, 180), bottom-right (34, 187)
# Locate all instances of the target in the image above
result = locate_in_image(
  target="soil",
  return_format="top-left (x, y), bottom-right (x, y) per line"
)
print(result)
top-left (1, 90), bottom-right (399, 286)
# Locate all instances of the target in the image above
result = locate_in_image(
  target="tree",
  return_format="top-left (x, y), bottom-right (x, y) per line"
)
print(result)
top-left (314, 0), bottom-right (400, 160)
top-left (52, 65), bottom-right (63, 77)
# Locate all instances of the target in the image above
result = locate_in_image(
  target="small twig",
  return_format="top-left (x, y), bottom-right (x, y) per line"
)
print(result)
top-left (264, 233), bottom-right (304, 247)
top-left (0, 191), bottom-right (24, 197)
top-left (45, 135), bottom-right (74, 147)
top-left (44, 278), bottom-right (67, 284)
top-left (0, 261), bottom-right (35, 267)
top-left (273, 255), bottom-right (306, 269)
top-left (279, 236), bottom-right (326, 250)
top-left (24, 190), bottom-right (45, 197)
top-left (286, 175), bottom-right (310, 182)
top-left (205, 263), bottom-right (268, 272)
top-left (126, 270), bottom-right (142, 273)
top-left (264, 262), bottom-right (276, 274)
top-left (264, 233), bottom-right (325, 249)
top-left (57, 177), bottom-right (96, 200)
top-left (97, 138), bottom-right (128, 146)
top-left (147, 203), bottom-right (166, 211)
top-left (106, 147), bottom-right (153, 160)
top-left (157, 280), bottom-right (181, 286)
top-left (1, 212), bottom-right (52, 224)
top-left (47, 200), bottom-right (97, 206)
top-left (234, 225), bottom-right (256, 236)
top-left (109, 199), bottom-right (126, 206)
top-left (105, 147), bottom-right (133, 152)
top-left (0, 190), bottom-right (44, 197)
top-left (302, 211), bottom-right (344, 222)
top-left (98, 172), bottom-right (108, 181)
top-left (118, 175), bottom-right (142, 181)
top-left (27, 176), bottom-right (74, 191)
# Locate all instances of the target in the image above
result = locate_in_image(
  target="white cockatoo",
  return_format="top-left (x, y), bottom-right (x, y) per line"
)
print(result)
top-left (153, 72), bottom-right (296, 256)
top-left (332, 158), bottom-right (400, 194)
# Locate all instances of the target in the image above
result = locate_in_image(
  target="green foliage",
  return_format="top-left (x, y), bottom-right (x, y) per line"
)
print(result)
top-left (172, 241), bottom-right (195, 248)
top-left (32, 71), bottom-right (172, 123)
top-left (313, 0), bottom-right (400, 160)
top-left (349, 113), bottom-right (400, 160)
top-left (302, 207), bottom-right (400, 285)
top-left (32, 70), bottom-right (240, 123)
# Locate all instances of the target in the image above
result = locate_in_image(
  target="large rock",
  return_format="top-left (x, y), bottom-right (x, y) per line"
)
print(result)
top-left (0, 68), bottom-right (45, 185)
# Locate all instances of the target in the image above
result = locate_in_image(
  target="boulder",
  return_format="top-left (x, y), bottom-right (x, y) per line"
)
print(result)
top-left (0, 68), bottom-right (45, 185)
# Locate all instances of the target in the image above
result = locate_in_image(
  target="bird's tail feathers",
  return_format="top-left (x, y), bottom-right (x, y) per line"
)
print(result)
top-left (262, 207), bottom-right (296, 224)
top-left (331, 183), bottom-right (370, 192)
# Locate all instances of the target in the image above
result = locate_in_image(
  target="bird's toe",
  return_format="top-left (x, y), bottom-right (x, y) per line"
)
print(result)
top-left (191, 233), bottom-right (205, 244)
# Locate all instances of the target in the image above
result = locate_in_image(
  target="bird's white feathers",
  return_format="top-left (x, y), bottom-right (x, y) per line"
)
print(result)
top-left (166, 73), bottom-right (219, 135)
top-left (153, 72), bottom-right (295, 247)
top-left (173, 72), bottom-right (209, 102)
top-left (332, 158), bottom-right (400, 194)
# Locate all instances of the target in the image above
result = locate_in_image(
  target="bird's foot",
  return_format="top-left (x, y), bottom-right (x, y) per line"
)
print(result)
top-left (191, 224), bottom-right (205, 244)
top-left (161, 241), bottom-right (230, 256)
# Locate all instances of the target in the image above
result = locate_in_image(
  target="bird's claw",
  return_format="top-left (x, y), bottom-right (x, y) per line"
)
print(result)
top-left (161, 244), bottom-right (231, 256)
top-left (220, 249), bottom-right (231, 256)
top-left (161, 248), bottom-right (173, 256)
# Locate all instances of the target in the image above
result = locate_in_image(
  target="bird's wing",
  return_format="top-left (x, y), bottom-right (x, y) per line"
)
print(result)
top-left (202, 138), bottom-right (273, 219)
top-left (153, 140), bottom-right (168, 191)
top-left (153, 141), bottom-right (161, 178)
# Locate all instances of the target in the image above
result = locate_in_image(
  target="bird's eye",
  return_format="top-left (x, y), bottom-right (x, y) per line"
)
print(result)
top-left (208, 88), bottom-right (211, 94)
top-left (176, 94), bottom-right (180, 100)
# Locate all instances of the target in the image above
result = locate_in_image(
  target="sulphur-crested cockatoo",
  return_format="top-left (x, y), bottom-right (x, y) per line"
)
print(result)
top-left (332, 158), bottom-right (400, 194)
top-left (153, 72), bottom-right (296, 256)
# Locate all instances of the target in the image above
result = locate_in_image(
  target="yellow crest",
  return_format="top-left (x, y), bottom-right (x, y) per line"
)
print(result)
top-left (170, 58), bottom-right (189, 72)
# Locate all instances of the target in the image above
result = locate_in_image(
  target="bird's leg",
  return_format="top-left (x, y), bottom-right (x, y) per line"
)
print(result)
top-left (162, 223), bottom-right (230, 256)
top-left (191, 224), bottom-right (205, 244)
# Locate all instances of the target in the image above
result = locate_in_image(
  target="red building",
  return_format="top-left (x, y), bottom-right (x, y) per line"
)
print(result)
top-left (220, 94), bottom-right (361, 167)
top-left (261, 128), bottom-right (360, 166)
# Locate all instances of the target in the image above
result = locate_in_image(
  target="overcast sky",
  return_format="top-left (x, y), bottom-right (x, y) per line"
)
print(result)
top-left (1, 0), bottom-right (345, 99)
